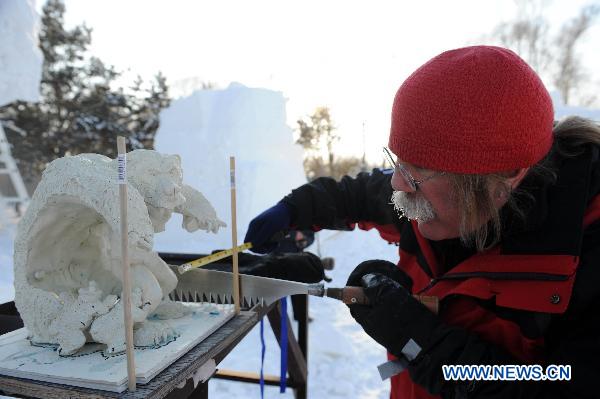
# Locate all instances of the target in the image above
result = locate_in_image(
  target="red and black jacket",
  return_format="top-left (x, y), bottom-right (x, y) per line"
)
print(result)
top-left (282, 144), bottom-right (600, 398)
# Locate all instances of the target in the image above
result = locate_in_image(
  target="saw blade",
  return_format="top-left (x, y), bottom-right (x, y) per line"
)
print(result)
top-left (170, 266), bottom-right (324, 307)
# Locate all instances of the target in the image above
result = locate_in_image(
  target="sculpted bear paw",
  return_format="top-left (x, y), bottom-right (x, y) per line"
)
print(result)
top-left (150, 299), bottom-right (192, 320)
top-left (50, 281), bottom-right (116, 356)
top-left (134, 319), bottom-right (180, 348)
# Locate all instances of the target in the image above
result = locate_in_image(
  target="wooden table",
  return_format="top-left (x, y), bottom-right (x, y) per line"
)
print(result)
top-left (0, 298), bottom-right (309, 399)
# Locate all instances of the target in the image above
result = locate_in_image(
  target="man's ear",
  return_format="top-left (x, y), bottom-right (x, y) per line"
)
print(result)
top-left (505, 167), bottom-right (529, 190)
top-left (492, 168), bottom-right (530, 206)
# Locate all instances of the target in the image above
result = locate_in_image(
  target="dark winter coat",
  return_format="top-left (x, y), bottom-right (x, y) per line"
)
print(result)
top-left (281, 144), bottom-right (600, 398)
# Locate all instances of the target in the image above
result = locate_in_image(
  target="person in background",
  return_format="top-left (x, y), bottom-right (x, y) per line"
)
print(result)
top-left (244, 45), bottom-right (600, 398)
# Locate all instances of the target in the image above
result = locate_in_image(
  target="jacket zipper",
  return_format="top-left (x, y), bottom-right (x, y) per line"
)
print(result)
top-left (416, 271), bottom-right (569, 295)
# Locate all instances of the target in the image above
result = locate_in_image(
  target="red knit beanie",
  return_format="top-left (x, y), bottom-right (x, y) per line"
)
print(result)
top-left (388, 45), bottom-right (554, 174)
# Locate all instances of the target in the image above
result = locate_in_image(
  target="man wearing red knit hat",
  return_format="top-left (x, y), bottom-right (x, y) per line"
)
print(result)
top-left (245, 45), bottom-right (600, 398)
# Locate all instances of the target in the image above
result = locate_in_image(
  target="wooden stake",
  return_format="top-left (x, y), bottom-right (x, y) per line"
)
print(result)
top-left (230, 156), bottom-right (241, 314)
top-left (117, 137), bottom-right (136, 392)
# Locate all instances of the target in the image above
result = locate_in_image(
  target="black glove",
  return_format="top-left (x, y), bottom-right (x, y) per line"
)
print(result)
top-left (205, 251), bottom-right (325, 284)
top-left (346, 259), bottom-right (413, 290)
top-left (244, 202), bottom-right (293, 254)
top-left (244, 252), bottom-right (325, 283)
top-left (348, 271), bottom-right (440, 360)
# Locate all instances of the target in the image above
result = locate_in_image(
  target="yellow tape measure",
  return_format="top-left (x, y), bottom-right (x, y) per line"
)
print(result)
top-left (177, 242), bottom-right (253, 274)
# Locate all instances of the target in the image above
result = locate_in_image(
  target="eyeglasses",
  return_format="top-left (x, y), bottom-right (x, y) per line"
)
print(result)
top-left (383, 147), bottom-right (445, 191)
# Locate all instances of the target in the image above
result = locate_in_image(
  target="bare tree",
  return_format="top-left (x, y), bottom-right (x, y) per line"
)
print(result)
top-left (492, 0), bottom-right (553, 73)
top-left (487, 0), bottom-right (599, 106)
top-left (553, 4), bottom-right (600, 105)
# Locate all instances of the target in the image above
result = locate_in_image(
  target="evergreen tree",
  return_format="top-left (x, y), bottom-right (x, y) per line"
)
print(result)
top-left (0, 0), bottom-right (170, 184)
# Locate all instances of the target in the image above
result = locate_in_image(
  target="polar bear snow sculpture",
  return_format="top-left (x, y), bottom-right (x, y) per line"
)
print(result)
top-left (13, 150), bottom-right (226, 355)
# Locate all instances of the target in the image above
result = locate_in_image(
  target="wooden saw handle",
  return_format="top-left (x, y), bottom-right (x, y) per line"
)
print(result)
top-left (328, 286), bottom-right (439, 314)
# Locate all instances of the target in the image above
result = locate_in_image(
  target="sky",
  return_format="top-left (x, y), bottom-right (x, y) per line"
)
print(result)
top-left (50, 0), bottom-right (600, 163)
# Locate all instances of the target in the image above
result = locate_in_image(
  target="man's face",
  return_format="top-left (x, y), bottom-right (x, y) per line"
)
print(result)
top-left (390, 159), bottom-right (462, 241)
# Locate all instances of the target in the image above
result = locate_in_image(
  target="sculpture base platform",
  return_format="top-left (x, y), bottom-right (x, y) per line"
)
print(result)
top-left (0, 303), bottom-right (234, 393)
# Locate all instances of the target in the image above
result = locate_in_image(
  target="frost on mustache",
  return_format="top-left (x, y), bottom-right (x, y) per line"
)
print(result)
top-left (13, 150), bottom-right (226, 356)
top-left (391, 191), bottom-right (436, 222)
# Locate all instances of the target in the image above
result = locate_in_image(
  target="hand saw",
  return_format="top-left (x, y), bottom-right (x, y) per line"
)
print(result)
top-left (169, 267), bottom-right (439, 313)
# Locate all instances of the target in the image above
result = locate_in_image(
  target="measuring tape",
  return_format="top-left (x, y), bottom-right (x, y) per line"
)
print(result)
top-left (177, 242), bottom-right (253, 274)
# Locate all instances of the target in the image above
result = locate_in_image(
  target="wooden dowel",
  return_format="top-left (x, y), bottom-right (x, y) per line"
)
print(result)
top-left (230, 156), bottom-right (241, 314)
top-left (117, 136), bottom-right (136, 391)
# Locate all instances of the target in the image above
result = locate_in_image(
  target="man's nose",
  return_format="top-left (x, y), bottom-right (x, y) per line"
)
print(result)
top-left (391, 169), bottom-right (416, 193)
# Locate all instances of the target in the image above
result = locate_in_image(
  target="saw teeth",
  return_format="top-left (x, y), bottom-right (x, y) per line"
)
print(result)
top-left (171, 290), bottom-right (180, 301)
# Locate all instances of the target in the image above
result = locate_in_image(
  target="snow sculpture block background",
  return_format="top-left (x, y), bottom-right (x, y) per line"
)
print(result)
top-left (154, 83), bottom-right (307, 253)
top-left (0, 0), bottom-right (43, 106)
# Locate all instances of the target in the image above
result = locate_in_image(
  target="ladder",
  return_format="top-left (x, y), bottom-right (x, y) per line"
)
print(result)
top-left (0, 123), bottom-right (29, 217)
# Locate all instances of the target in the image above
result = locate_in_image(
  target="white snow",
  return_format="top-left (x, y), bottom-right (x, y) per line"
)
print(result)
top-left (0, 0), bottom-right (43, 106)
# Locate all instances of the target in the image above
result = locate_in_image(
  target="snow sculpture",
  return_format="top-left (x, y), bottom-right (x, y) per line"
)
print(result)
top-left (13, 150), bottom-right (225, 355)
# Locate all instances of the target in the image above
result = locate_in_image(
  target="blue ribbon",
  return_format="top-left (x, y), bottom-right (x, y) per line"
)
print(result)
top-left (259, 319), bottom-right (265, 398)
top-left (280, 297), bottom-right (288, 393)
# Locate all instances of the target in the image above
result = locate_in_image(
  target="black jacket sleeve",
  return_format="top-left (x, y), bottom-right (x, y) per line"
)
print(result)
top-left (407, 223), bottom-right (600, 399)
top-left (280, 168), bottom-right (401, 231)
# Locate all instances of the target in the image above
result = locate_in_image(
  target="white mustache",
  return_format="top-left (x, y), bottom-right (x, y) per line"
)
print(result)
top-left (391, 191), bottom-right (436, 222)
